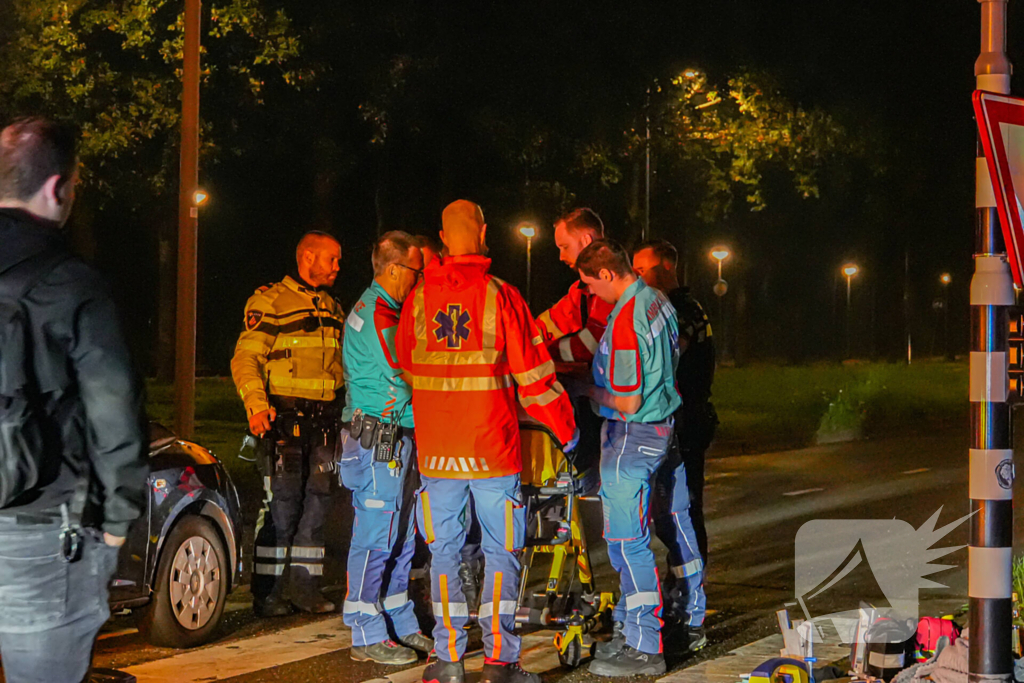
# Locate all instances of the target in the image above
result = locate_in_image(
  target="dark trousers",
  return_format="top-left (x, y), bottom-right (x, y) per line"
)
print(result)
top-left (252, 404), bottom-right (336, 602)
top-left (0, 517), bottom-right (119, 683)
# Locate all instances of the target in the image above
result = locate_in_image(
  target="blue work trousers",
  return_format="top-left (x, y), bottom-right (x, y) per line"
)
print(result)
top-left (338, 429), bottom-right (419, 647)
top-left (600, 419), bottom-right (671, 655)
top-left (417, 474), bottom-right (525, 663)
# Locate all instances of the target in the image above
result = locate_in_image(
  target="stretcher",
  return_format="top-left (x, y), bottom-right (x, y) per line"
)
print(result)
top-left (514, 391), bottom-right (615, 669)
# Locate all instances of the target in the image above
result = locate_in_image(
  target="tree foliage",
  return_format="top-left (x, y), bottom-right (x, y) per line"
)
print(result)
top-left (0, 0), bottom-right (309, 196)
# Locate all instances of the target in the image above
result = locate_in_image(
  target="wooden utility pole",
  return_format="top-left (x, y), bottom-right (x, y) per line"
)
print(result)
top-left (175, 0), bottom-right (201, 439)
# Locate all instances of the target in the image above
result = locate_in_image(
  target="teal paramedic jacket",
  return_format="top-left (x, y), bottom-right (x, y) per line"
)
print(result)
top-left (342, 281), bottom-right (415, 428)
top-left (592, 279), bottom-right (682, 423)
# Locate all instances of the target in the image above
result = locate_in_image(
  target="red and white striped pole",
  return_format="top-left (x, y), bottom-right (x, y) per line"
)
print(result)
top-left (970, 2), bottom-right (1014, 682)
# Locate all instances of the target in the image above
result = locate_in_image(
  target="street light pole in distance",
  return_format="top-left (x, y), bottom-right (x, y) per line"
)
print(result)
top-left (710, 246), bottom-right (730, 360)
top-left (842, 263), bottom-right (859, 359)
top-left (518, 222), bottom-right (536, 308)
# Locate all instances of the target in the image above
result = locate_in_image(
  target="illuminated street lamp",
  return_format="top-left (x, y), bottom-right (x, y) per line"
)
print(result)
top-left (710, 246), bottom-right (731, 359)
top-left (842, 263), bottom-right (860, 358)
top-left (193, 189), bottom-right (209, 207)
top-left (518, 223), bottom-right (536, 307)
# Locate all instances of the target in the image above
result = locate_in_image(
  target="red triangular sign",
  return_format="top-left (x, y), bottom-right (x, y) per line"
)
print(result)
top-left (975, 90), bottom-right (1024, 286)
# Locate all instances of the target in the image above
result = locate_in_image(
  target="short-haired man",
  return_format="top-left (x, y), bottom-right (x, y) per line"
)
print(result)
top-left (231, 231), bottom-right (346, 616)
top-left (415, 233), bottom-right (444, 268)
top-left (632, 238), bottom-right (713, 650)
top-left (535, 208), bottom-right (614, 364)
top-left (340, 231), bottom-right (433, 664)
top-left (574, 239), bottom-right (681, 677)
top-left (397, 200), bottom-right (577, 683)
top-left (0, 117), bottom-right (147, 682)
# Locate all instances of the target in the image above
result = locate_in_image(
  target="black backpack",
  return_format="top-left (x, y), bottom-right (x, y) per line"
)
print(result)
top-left (0, 250), bottom-right (68, 508)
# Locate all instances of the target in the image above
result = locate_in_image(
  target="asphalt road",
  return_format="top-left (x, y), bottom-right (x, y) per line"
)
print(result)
top-left (83, 426), bottom-right (995, 682)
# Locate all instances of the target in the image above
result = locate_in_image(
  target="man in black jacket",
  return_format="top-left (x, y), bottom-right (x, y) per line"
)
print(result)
top-left (0, 118), bottom-right (147, 683)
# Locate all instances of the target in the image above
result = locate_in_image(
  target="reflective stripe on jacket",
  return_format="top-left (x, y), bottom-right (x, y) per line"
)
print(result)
top-left (230, 275), bottom-right (345, 416)
top-left (535, 279), bottom-right (613, 364)
top-left (396, 255), bottom-right (576, 479)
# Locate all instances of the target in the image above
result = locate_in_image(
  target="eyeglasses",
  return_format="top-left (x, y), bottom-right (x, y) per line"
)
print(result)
top-left (394, 263), bottom-right (424, 280)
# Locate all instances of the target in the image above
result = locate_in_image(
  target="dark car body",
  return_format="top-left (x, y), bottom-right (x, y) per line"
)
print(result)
top-left (109, 425), bottom-right (242, 616)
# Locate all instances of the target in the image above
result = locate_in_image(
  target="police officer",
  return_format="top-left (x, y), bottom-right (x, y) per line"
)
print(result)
top-left (396, 200), bottom-right (578, 683)
top-left (633, 239), bottom-right (714, 651)
top-left (573, 239), bottom-right (683, 677)
top-left (231, 231), bottom-right (345, 616)
top-left (340, 231), bottom-right (433, 664)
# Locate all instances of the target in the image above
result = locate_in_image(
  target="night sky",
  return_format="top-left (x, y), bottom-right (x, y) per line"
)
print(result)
top-left (48, 0), bottom-right (1024, 374)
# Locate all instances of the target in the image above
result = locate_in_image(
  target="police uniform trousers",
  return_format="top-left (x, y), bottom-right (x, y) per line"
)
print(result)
top-left (338, 429), bottom-right (419, 647)
top-left (599, 419), bottom-right (673, 655)
top-left (417, 474), bottom-right (526, 664)
top-left (252, 400), bottom-right (336, 604)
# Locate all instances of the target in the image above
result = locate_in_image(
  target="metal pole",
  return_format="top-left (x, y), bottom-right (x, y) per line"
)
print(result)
top-left (526, 236), bottom-right (532, 308)
top-left (944, 284), bottom-right (952, 361)
top-left (971, 2), bottom-right (1014, 682)
top-left (644, 86), bottom-right (651, 241)
top-left (846, 275), bottom-right (853, 359)
top-left (174, 0), bottom-right (201, 439)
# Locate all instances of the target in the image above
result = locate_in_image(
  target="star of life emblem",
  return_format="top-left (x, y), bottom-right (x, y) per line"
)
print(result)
top-left (433, 304), bottom-right (471, 349)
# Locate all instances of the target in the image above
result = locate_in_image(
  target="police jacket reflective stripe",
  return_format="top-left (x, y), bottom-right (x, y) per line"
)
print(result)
top-left (396, 255), bottom-right (576, 479)
top-left (230, 275), bottom-right (345, 417)
top-left (535, 279), bottom-right (613, 364)
top-left (593, 279), bottom-right (681, 423)
top-left (342, 281), bottom-right (413, 428)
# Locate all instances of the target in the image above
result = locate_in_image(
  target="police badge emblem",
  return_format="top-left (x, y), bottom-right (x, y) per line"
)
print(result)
top-left (246, 310), bottom-right (264, 330)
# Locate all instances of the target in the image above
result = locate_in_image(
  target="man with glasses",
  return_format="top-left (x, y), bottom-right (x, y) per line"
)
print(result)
top-left (339, 231), bottom-right (433, 664)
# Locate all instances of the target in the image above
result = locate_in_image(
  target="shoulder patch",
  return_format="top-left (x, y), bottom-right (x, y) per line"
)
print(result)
top-left (246, 310), bottom-right (265, 330)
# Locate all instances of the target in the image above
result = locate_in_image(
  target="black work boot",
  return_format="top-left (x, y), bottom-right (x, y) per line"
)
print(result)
top-left (287, 566), bottom-right (336, 613)
top-left (588, 646), bottom-right (666, 677)
top-left (253, 592), bottom-right (292, 617)
top-left (459, 561), bottom-right (482, 614)
top-left (398, 631), bottom-right (435, 653)
top-left (593, 621), bottom-right (624, 661)
top-left (423, 659), bottom-right (465, 683)
top-left (351, 639), bottom-right (418, 665)
top-left (479, 661), bottom-right (541, 683)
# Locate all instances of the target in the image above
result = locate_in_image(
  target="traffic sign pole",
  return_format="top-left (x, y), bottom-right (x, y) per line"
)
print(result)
top-left (971, 2), bottom-right (1014, 682)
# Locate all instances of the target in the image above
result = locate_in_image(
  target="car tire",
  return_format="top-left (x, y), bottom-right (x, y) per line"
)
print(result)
top-left (136, 515), bottom-right (229, 648)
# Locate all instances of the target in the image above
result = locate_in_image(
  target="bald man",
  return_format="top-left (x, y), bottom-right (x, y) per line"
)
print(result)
top-left (231, 230), bottom-right (346, 616)
top-left (397, 200), bottom-right (577, 683)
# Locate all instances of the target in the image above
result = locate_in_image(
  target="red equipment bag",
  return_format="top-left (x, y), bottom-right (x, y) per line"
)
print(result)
top-left (914, 617), bottom-right (961, 663)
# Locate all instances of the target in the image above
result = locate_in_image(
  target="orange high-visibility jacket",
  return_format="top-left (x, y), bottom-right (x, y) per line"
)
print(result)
top-left (535, 280), bottom-right (614, 363)
top-left (396, 255), bottom-right (576, 479)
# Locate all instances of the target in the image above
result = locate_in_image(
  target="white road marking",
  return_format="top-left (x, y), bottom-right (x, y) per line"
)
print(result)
top-left (362, 631), bottom-right (563, 683)
top-left (123, 616), bottom-right (351, 682)
top-left (902, 467), bottom-right (931, 475)
top-left (781, 488), bottom-right (825, 497)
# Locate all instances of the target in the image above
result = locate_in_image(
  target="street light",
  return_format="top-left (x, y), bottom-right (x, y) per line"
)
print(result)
top-left (518, 223), bottom-right (536, 307)
top-left (940, 273), bottom-right (952, 360)
top-left (193, 189), bottom-right (209, 207)
top-left (842, 263), bottom-right (859, 358)
top-left (710, 246), bottom-right (731, 359)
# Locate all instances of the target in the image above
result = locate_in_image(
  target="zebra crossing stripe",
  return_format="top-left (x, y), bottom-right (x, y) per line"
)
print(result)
top-left (123, 617), bottom-right (351, 682)
top-left (361, 631), bottom-right (565, 683)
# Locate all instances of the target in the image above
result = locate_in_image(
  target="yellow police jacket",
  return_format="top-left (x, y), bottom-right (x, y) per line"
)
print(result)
top-left (230, 275), bottom-right (345, 417)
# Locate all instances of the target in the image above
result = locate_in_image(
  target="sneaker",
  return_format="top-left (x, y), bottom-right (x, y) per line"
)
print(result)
top-left (423, 659), bottom-right (465, 683)
top-left (588, 646), bottom-right (666, 677)
top-left (399, 631), bottom-right (435, 653)
top-left (479, 661), bottom-right (541, 683)
top-left (593, 621), bottom-right (625, 661)
top-left (351, 639), bottom-right (418, 665)
top-left (686, 625), bottom-right (707, 652)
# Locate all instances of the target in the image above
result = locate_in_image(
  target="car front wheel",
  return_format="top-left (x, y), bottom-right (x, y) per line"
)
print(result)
top-left (136, 515), bottom-right (228, 648)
